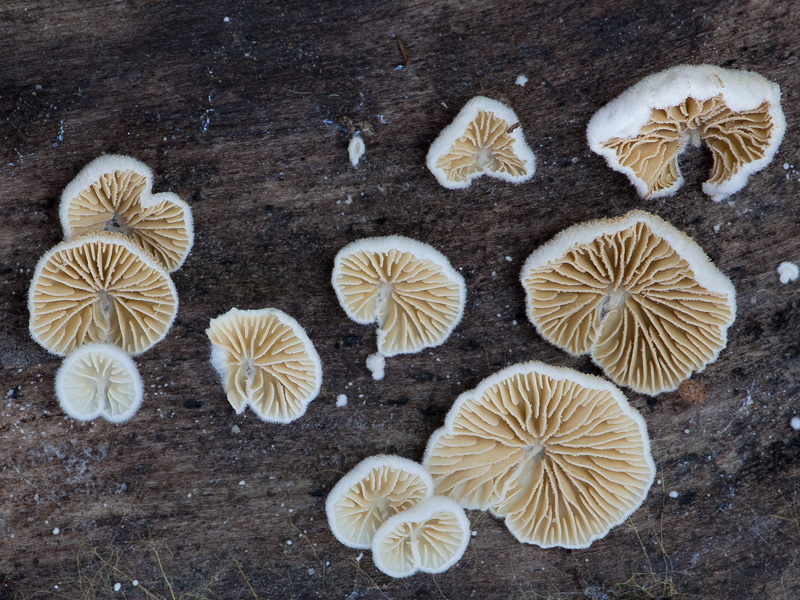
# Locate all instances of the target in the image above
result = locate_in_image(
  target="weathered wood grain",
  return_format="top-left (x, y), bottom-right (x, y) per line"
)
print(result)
top-left (1, 1), bottom-right (799, 598)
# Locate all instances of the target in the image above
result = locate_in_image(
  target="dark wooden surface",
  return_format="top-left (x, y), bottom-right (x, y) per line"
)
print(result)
top-left (1, 1), bottom-right (799, 598)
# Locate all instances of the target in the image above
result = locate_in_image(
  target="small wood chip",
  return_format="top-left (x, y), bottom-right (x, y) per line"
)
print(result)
top-left (678, 380), bottom-right (706, 404)
top-left (396, 35), bottom-right (411, 64)
top-left (507, 122), bottom-right (520, 134)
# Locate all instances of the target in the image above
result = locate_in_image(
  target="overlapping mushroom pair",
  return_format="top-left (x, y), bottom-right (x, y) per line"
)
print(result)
top-left (326, 455), bottom-right (470, 578)
top-left (29, 155), bottom-right (194, 422)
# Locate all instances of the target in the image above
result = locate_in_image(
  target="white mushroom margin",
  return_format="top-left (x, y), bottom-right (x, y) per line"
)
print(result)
top-left (587, 64), bottom-right (785, 200)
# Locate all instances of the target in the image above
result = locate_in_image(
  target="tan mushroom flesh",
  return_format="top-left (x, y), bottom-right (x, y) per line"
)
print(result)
top-left (29, 232), bottom-right (178, 356)
top-left (427, 96), bottom-right (536, 189)
top-left (520, 211), bottom-right (736, 395)
top-left (326, 455), bottom-right (434, 549)
top-left (424, 362), bottom-right (655, 549)
top-left (587, 65), bottom-right (785, 200)
top-left (331, 236), bottom-right (466, 373)
top-left (55, 343), bottom-right (143, 423)
top-left (60, 155), bottom-right (194, 271)
top-left (372, 496), bottom-right (470, 578)
top-left (206, 308), bottom-right (322, 423)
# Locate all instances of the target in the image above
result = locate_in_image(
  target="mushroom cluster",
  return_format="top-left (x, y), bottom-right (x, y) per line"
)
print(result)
top-left (29, 155), bottom-right (193, 423)
top-left (326, 455), bottom-right (470, 578)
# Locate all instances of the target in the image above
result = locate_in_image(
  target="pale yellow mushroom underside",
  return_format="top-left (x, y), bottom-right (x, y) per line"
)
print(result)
top-left (60, 350), bottom-right (138, 418)
top-left (435, 110), bottom-right (528, 183)
top-left (329, 464), bottom-right (431, 548)
top-left (334, 248), bottom-right (463, 356)
top-left (375, 510), bottom-right (465, 575)
top-left (426, 370), bottom-right (652, 548)
top-left (602, 94), bottom-right (774, 197)
top-left (206, 312), bottom-right (319, 422)
top-left (30, 234), bottom-right (177, 355)
top-left (523, 221), bottom-right (733, 395)
top-left (64, 169), bottom-right (192, 272)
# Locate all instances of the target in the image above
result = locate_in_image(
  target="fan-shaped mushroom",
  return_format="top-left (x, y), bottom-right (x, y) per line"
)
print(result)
top-left (424, 362), bottom-right (655, 549)
top-left (520, 211), bottom-right (736, 395)
top-left (372, 496), bottom-right (470, 578)
top-left (206, 308), bottom-right (322, 423)
top-left (587, 65), bottom-right (785, 200)
top-left (55, 343), bottom-right (143, 423)
top-left (427, 96), bottom-right (536, 189)
top-left (326, 455), bottom-right (434, 549)
top-left (60, 155), bottom-right (194, 271)
top-left (332, 236), bottom-right (465, 379)
top-left (29, 232), bottom-right (178, 356)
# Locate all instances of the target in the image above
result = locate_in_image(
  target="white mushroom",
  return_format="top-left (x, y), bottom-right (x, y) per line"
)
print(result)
top-left (520, 210), bottom-right (736, 395)
top-left (29, 232), bottom-right (178, 356)
top-left (424, 362), bottom-right (655, 549)
top-left (587, 65), bottom-right (785, 200)
top-left (60, 154), bottom-right (194, 272)
top-left (326, 455), bottom-right (434, 549)
top-left (332, 236), bottom-right (465, 378)
top-left (427, 96), bottom-right (536, 189)
top-left (372, 496), bottom-right (470, 578)
top-left (206, 308), bottom-right (322, 423)
top-left (55, 343), bottom-right (144, 423)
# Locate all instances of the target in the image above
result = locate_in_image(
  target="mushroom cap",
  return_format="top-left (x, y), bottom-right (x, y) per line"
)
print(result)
top-left (205, 307), bottom-right (322, 423)
top-left (520, 210), bottom-right (736, 395)
top-left (60, 154), bottom-right (194, 271)
top-left (371, 496), bottom-right (470, 578)
top-left (331, 236), bottom-right (466, 358)
top-left (55, 343), bottom-right (144, 423)
top-left (29, 232), bottom-right (178, 356)
top-left (423, 361), bottom-right (655, 549)
top-left (587, 64), bottom-right (785, 200)
top-left (326, 455), bottom-right (434, 549)
top-left (427, 96), bottom-right (536, 189)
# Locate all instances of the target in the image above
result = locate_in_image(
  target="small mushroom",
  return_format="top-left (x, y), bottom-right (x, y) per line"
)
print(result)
top-left (587, 65), bottom-right (785, 200)
top-left (520, 210), bottom-right (736, 395)
top-left (326, 455), bottom-right (434, 549)
top-left (424, 362), bottom-right (655, 549)
top-left (427, 96), bottom-right (536, 189)
top-left (60, 155), bottom-right (194, 272)
top-left (55, 343), bottom-right (143, 423)
top-left (331, 236), bottom-right (465, 378)
top-left (205, 308), bottom-right (322, 423)
top-left (371, 496), bottom-right (470, 578)
top-left (29, 232), bottom-right (178, 356)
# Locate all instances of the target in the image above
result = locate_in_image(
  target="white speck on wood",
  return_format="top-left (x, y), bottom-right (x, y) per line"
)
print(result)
top-left (349, 134), bottom-right (365, 167)
top-left (336, 394), bottom-right (348, 407)
top-left (515, 74), bottom-right (528, 86)
top-left (777, 261), bottom-right (799, 284)
top-left (366, 352), bottom-right (385, 380)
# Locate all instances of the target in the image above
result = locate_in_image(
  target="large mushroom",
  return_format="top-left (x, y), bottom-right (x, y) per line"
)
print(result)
top-left (587, 64), bottom-right (785, 200)
top-left (520, 210), bottom-right (736, 395)
top-left (424, 362), bottom-right (655, 549)
top-left (29, 232), bottom-right (178, 356)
